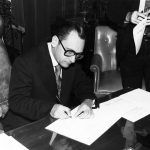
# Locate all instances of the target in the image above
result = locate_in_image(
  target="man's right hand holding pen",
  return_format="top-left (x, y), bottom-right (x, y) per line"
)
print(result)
top-left (50, 104), bottom-right (72, 119)
top-left (50, 99), bottom-right (94, 119)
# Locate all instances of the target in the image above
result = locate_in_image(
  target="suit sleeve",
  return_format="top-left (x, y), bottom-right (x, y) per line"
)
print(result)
top-left (73, 64), bottom-right (95, 102)
top-left (9, 56), bottom-right (56, 121)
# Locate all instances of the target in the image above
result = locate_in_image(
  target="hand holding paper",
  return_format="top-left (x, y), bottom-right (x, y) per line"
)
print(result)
top-left (74, 99), bottom-right (94, 119)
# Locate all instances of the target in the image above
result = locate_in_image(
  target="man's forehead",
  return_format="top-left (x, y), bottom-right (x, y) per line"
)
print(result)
top-left (63, 31), bottom-right (85, 52)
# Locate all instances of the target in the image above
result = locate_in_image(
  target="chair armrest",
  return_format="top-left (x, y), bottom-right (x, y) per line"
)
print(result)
top-left (90, 54), bottom-right (102, 94)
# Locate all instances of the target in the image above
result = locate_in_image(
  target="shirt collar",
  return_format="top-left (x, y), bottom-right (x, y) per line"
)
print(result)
top-left (48, 42), bottom-right (58, 67)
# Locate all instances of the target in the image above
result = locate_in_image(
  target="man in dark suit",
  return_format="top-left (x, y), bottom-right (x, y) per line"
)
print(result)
top-left (107, 1), bottom-right (150, 149)
top-left (1, 19), bottom-right (95, 131)
top-left (107, 0), bottom-right (150, 91)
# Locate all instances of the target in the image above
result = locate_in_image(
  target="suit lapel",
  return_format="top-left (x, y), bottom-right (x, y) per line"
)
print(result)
top-left (37, 43), bottom-right (76, 105)
top-left (37, 43), bottom-right (57, 96)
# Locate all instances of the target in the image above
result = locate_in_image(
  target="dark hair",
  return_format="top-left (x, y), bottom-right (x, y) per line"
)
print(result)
top-left (50, 17), bottom-right (85, 40)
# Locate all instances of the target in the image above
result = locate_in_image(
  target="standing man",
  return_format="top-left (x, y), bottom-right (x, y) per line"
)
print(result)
top-left (107, 0), bottom-right (150, 91)
top-left (107, 1), bottom-right (150, 149)
top-left (2, 18), bottom-right (95, 131)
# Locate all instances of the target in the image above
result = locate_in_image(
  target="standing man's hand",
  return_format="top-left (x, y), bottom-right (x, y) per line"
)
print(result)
top-left (74, 99), bottom-right (93, 119)
top-left (50, 104), bottom-right (71, 119)
top-left (125, 11), bottom-right (146, 24)
top-left (146, 15), bottom-right (150, 25)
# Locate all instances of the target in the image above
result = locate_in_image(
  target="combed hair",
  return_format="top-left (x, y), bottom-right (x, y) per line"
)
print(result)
top-left (50, 17), bottom-right (85, 40)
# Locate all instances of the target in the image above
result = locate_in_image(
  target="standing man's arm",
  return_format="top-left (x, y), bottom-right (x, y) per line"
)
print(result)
top-left (107, 0), bottom-right (139, 26)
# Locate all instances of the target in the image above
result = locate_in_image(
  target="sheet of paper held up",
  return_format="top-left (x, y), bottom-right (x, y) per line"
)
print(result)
top-left (133, 17), bottom-right (147, 54)
top-left (0, 133), bottom-right (28, 150)
top-left (138, 0), bottom-right (146, 12)
top-left (133, 0), bottom-right (147, 55)
top-left (46, 89), bottom-right (150, 145)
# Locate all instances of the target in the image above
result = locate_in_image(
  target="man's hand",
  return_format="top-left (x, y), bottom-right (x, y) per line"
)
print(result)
top-left (50, 104), bottom-right (71, 119)
top-left (146, 16), bottom-right (150, 25)
top-left (126, 11), bottom-right (146, 24)
top-left (74, 99), bottom-right (93, 119)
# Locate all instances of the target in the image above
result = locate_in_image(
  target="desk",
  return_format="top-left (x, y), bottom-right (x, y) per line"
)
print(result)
top-left (7, 117), bottom-right (125, 150)
top-left (6, 89), bottom-right (149, 150)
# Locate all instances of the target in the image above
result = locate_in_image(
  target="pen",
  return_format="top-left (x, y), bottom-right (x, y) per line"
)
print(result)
top-left (76, 111), bottom-right (84, 117)
top-left (56, 95), bottom-right (71, 118)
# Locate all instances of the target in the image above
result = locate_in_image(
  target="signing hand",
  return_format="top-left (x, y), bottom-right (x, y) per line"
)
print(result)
top-left (50, 104), bottom-right (71, 119)
top-left (74, 99), bottom-right (93, 119)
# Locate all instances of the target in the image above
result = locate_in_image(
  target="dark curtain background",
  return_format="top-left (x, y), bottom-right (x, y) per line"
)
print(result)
top-left (11, 0), bottom-right (79, 51)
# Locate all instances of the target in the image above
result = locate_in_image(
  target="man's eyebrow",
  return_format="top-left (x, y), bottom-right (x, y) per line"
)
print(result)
top-left (65, 48), bottom-right (75, 51)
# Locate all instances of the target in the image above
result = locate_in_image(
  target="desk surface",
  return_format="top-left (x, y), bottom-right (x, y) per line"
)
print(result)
top-left (6, 89), bottom-right (135, 150)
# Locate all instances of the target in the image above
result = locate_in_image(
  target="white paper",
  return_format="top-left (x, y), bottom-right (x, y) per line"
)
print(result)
top-left (0, 133), bottom-right (28, 150)
top-left (122, 106), bottom-right (150, 122)
top-left (46, 89), bottom-right (150, 145)
top-left (120, 88), bottom-right (150, 110)
top-left (133, 0), bottom-right (147, 55)
top-left (139, 0), bottom-right (146, 12)
top-left (119, 88), bottom-right (150, 122)
top-left (46, 108), bottom-right (121, 145)
top-left (133, 18), bottom-right (147, 54)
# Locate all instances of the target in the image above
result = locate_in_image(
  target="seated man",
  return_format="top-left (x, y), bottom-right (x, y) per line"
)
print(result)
top-left (1, 18), bottom-right (95, 131)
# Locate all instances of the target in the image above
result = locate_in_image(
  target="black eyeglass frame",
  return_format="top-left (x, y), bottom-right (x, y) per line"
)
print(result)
top-left (57, 37), bottom-right (84, 60)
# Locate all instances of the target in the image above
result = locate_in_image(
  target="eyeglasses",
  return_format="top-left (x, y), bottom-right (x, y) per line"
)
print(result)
top-left (57, 37), bottom-right (84, 60)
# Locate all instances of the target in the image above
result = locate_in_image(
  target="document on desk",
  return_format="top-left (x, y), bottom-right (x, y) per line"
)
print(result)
top-left (120, 88), bottom-right (150, 122)
top-left (46, 107), bottom-right (121, 145)
top-left (102, 88), bottom-right (150, 122)
top-left (46, 89), bottom-right (150, 145)
top-left (0, 133), bottom-right (28, 150)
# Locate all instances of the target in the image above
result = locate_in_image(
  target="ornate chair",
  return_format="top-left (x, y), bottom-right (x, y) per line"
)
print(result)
top-left (0, 15), bottom-right (11, 129)
top-left (90, 26), bottom-right (122, 98)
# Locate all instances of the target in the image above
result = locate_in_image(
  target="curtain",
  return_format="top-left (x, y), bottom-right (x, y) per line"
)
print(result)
top-left (11, 0), bottom-right (79, 51)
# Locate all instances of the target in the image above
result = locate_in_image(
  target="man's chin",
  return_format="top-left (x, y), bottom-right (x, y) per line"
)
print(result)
top-left (61, 63), bottom-right (70, 68)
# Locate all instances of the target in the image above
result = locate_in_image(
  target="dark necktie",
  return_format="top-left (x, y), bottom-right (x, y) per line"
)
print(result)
top-left (55, 65), bottom-right (61, 99)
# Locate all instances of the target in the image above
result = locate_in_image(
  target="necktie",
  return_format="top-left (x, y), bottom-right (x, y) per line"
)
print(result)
top-left (55, 65), bottom-right (61, 99)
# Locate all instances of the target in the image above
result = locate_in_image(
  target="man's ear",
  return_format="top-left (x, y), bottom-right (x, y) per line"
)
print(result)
top-left (51, 35), bottom-right (59, 47)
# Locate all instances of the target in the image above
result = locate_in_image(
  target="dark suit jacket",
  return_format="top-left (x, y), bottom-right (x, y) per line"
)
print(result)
top-left (2, 43), bottom-right (95, 131)
top-left (107, 0), bottom-right (140, 66)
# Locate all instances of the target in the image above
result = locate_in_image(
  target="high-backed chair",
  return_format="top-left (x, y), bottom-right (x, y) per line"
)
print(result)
top-left (0, 15), bottom-right (11, 122)
top-left (90, 26), bottom-right (122, 98)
